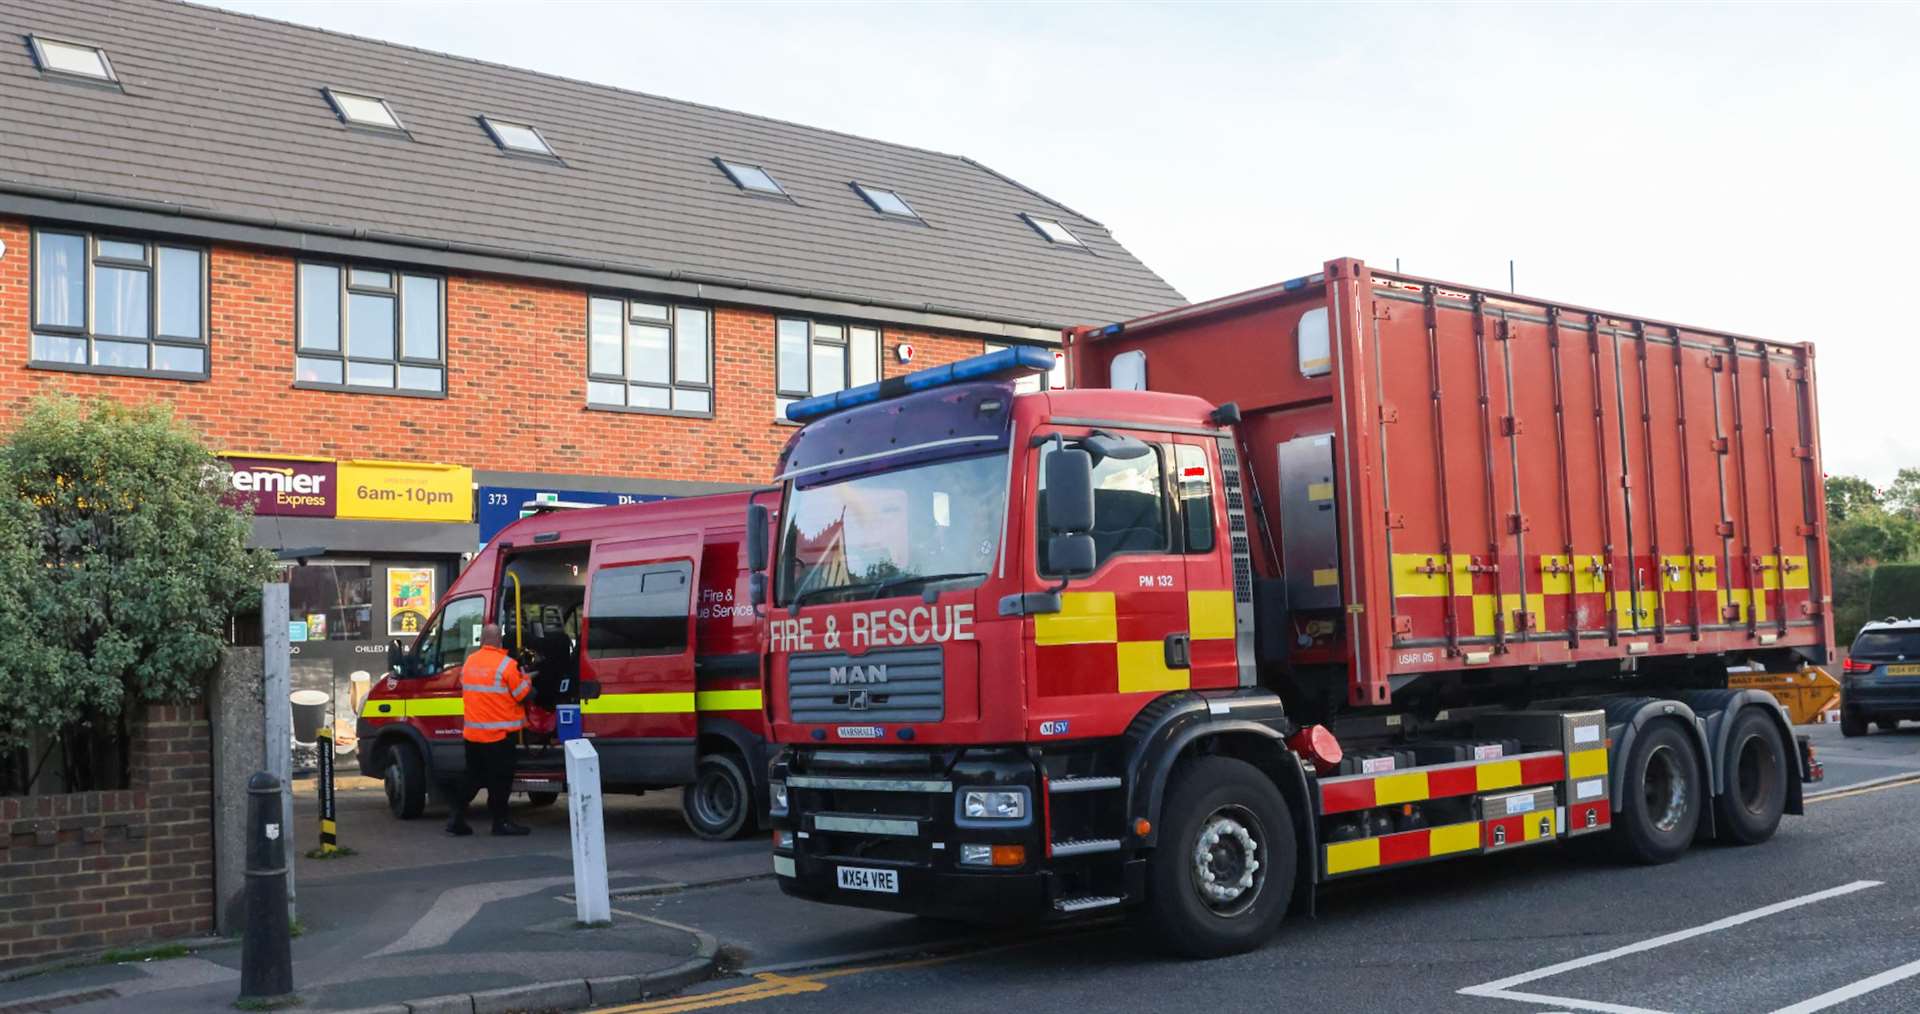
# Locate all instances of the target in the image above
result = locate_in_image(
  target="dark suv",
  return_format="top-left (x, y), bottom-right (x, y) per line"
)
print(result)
top-left (1840, 619), bottom-right (1920, 737)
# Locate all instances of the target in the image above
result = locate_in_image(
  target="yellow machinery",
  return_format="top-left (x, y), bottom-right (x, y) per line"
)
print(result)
top-left (1727, 668), bottom-right (1842, 724)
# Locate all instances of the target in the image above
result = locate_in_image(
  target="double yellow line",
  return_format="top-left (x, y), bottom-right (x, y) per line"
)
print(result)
top-left (1805, 772), bottom-right (1920, 805)
top-left (597, 944), bottom-right (1038, 1013)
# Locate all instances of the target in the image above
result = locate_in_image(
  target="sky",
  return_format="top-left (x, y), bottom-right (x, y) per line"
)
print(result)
top-left (211, 1), bottom-right (1919, 483)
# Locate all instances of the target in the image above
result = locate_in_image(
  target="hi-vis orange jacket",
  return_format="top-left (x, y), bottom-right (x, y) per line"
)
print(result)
top-left (460, 645), bottom-right (530, 743)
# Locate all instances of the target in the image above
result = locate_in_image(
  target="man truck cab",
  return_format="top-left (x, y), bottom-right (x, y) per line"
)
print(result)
top-left (357, 491), bottom-right (776, 839)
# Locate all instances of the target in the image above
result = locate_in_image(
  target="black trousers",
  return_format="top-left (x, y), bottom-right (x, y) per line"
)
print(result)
top-left (451, 738), bottom-right (517, 827)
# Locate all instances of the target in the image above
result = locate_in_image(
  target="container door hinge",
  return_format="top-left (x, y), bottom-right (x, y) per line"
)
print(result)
top-left (1508, 513), bottom-right (1530, 534)
top-left (1392, 615), bottom-right (1414, 636)
top-left (1711, 436), bottom-right (1730, 454)
top-left (1501, 416), bottom-right (1524, 436)
top-left (1372, 301), bottom-right (1393, 321)
top-left (1385, 511), bottom-right (1406, 530)
top-left (1791, 445), bottom-right (1812, 459)
top-left (1716, 520), bottom-right (1736, 537)
top-left (1379, 404), bottom-right (1400, 424)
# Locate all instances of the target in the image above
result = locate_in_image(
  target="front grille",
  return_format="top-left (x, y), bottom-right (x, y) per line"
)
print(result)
top-left (788, 645), bottom-right (945, 724)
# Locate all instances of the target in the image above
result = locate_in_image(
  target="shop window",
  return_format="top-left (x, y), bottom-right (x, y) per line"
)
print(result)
top-left (586, 561), bottom-right (692, 658)
top-left (775, 318), bottom-right (880, 419)
top-left (587, 297), bottom-right (713, 416)
top-left (296, 262), bottom-right (444, 394)
top-left (30, 230), bottom-right (208, 378)
top-left (1036, 442), bottom-right (1169, 575)
top-left (984, 341), bottom-right (1067, 394)
top-left (286, 562), bottom-right (376, 645)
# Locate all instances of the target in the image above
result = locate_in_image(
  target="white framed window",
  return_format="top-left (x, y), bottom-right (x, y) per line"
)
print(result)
top-left (28, 36), bottom-right (116, 83)
top-left (1021, 213), bottom-right (1083, 247)
top-left (324, 87), bottom-right (406, 133)
top-left (295, 263), bottom-right (444, 394)
top-left (1110, 349), bottom-right (1147, 391)
top-left (30, 230), bottom-right (208, 378)
top-left (716, 158), bottom-right (786, 196)
top-left (983, 342), bottom-right (1067, 394)
top-left (1297, 306), bottom-right (1331, 378)
top-left (587, 296), bottom-right (713, 416)
top-left (481, 116), bottom-right (557, 158)
top-left (775, 318), bottom-right (881, 419)
top-left (853, 182), bottom-right (919, 220)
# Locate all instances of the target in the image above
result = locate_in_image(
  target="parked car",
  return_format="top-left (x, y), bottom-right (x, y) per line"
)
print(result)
top-left (1839, 618), bottom-right (1920, 737)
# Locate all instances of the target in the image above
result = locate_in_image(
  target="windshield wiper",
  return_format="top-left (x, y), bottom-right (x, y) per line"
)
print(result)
top-left (872, 572), bottom-right (986, 602)
top-left (789, 580), bottom-right (883, 610)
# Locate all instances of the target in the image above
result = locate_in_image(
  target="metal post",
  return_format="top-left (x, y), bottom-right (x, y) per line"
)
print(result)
top-left (261, 582), bottom-right (296, 918)
top-left (240, 772), bottom-right (294, 1003)
top-left (564, 740), bottom-right (610, 925)
top-left (315, 726), bottom-right (337, 856)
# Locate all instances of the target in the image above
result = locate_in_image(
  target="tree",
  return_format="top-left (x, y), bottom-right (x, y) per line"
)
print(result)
top-left (1886, 467), bottom-right (1920, 521)
top-left (0, 397), bottom-right (273, 786)
top-left (1825, 474), bottom-right (1883, 524)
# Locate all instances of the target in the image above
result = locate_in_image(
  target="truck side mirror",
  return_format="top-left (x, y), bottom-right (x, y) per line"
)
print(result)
top-left (386, 638), bottom-right (409, 677)
top-left (1047, 533), bottom-right (1097, 578)
top-left (746, 502), bottom-right (770, 572)
top-left (1043, 448), bottom-right (1095, 535)
top-left (749, 572), bottom-right (768, 612)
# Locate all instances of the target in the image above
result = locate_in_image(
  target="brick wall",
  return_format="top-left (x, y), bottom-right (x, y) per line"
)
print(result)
top-left (0, 705), bottom-right (214, 970)
top-left (0, 216), bottom-right (1000, 486)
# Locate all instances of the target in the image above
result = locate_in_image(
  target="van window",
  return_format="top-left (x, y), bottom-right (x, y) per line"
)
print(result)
top-left (587, 561), bottom-right (693, 658)
top-left (420, 596), bottom-right (485, 675)
top-left (1037, 443), bottom-right (1168, 575)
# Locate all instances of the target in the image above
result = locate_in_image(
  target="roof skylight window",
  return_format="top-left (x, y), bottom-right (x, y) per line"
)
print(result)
top-left (481, 116), bottom-right (556, 157)
top-left (323, 87), bottom-right (405, 132)
top-left (853, 183), bottom-right (919, 220)
top-left (716, 159), bottom-right (786, 196)
top-left (28, 36), bottom-right (116, 83)
top-left (1022, 214), bottom-right (1084, 247)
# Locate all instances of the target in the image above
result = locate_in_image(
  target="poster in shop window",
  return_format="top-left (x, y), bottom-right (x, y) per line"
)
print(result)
top-left (387, 567), bottom-right (435, 636)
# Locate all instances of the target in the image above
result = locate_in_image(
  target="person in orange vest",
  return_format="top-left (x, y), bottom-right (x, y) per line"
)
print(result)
top-left (447, 623), bottom-right (533, 837)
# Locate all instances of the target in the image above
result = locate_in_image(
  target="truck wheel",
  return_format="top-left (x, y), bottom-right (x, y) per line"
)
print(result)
top-left (525, 791), bottom-right (560, 807)
top-left (383, 741), bottom-right (427, 820)
top-left (1714, 708), bottom-right (1787, 845)
top-left (683, 753), bottom-right (752, 840)
top-left (1839, 710), bottom-right (1868, 738)
top-left (1611, 721), bottom-right (1702, 864)
top-left (1145, 756), bottom-right (1296, 958)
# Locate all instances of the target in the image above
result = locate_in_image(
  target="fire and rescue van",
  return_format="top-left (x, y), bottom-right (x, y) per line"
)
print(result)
top-left (752, 259), bottom-right (1830, 956)
top-left (357, 491), bottom-right (777, 839)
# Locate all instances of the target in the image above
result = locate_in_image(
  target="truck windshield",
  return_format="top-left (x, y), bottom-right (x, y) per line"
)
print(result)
top-left (779, 453), bottom-right (1008, 606)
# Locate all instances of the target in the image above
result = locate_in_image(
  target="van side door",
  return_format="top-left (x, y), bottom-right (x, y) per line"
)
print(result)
top-left (580, 535), bottom-right (702, 784)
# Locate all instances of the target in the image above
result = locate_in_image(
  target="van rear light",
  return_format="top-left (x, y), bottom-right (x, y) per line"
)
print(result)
top-left (1842, 657), bottom-right (1874, 674)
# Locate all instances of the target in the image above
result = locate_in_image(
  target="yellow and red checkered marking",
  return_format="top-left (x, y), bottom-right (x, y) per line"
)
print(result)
top-left (1318, 751), bottom-right (1567, 814)
top-left (1034, 589), bottom-right (1238, 697)
top-left (1324, 820), bottom-right (1481, 876)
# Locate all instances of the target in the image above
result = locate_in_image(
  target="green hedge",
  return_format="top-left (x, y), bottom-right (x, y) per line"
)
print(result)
top-left (1867, 564), bottom-right (1920, 623)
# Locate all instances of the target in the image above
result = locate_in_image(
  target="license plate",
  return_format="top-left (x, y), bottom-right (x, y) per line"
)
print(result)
top-left (1886, 664), bottom-right (1920, 676)
top-left (836, 866), bottom-right (899, 894)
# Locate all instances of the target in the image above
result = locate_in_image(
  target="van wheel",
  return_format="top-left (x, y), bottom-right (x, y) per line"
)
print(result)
top-left (683, 753), bottom-right (752, 840)
top-left (383, 741), bottom-right (426, 820)
top-left (1611, 721), bottom-right (1702, 864)
top-left (525, 792), bottom-right (560, 807)
top-left (1840, 710), bottom-right (1868, 737)
top-left (1714, 708), bottom-right (1787, 845)
top-left (1145, 756), bottom-right (1295, 958)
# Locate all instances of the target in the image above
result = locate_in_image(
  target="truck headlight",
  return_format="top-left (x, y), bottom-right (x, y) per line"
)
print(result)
top-left (960, 789), bottom-right (1027, 822)
top-left (770, 780), bottom-right (788, 816)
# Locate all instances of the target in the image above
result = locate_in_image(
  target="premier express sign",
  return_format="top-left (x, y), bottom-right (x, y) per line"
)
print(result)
top-left (221, 454), bottom-right (472, 523)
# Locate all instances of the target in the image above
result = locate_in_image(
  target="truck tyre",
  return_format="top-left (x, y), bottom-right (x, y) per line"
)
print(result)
top-left (1839, 709), bottom-right (1868, 738)
top-left (1611, 721), bottom-right (1702, 864)
top-left (1714, 708), bottom-right (1788, 845)
top-left (383, 741), bottom-right (427, 820)
top-left (1145, 756), bottom-right (1296, 958)
top-left (525, 791), bottom-right (560, 807)
top-left (683, 752), bottom-right (752, 840)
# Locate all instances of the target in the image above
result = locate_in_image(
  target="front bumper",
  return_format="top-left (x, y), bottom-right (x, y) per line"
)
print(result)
top-left (770, 747), bottom-right (1067, 922)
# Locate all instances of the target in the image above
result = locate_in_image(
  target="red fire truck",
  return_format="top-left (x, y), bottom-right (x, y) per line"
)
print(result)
top-left (357, 491), bottom-right (777, 839)
top-left (752, 258), bottom-right (1829, 956)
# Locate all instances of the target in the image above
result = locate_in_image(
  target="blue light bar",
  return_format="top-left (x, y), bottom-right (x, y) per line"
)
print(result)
top-left (785, 346), bottom-right (1056, 424)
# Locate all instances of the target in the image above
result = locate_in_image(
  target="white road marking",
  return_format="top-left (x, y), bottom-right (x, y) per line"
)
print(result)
top-left (1459, 880), bottom-right (1883, 1014)
top-left (1766, 956), bottom-right (1920, 1014)
top-left (369, 875), bottom-right (572, 956)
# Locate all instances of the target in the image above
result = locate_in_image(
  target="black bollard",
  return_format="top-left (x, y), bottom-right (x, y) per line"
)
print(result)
top-left (239, 771), bottom-right (294, 1003)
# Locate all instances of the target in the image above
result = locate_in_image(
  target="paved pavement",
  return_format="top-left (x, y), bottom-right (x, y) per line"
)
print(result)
top-left (4, 720), bottom-right (1917, 1013)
